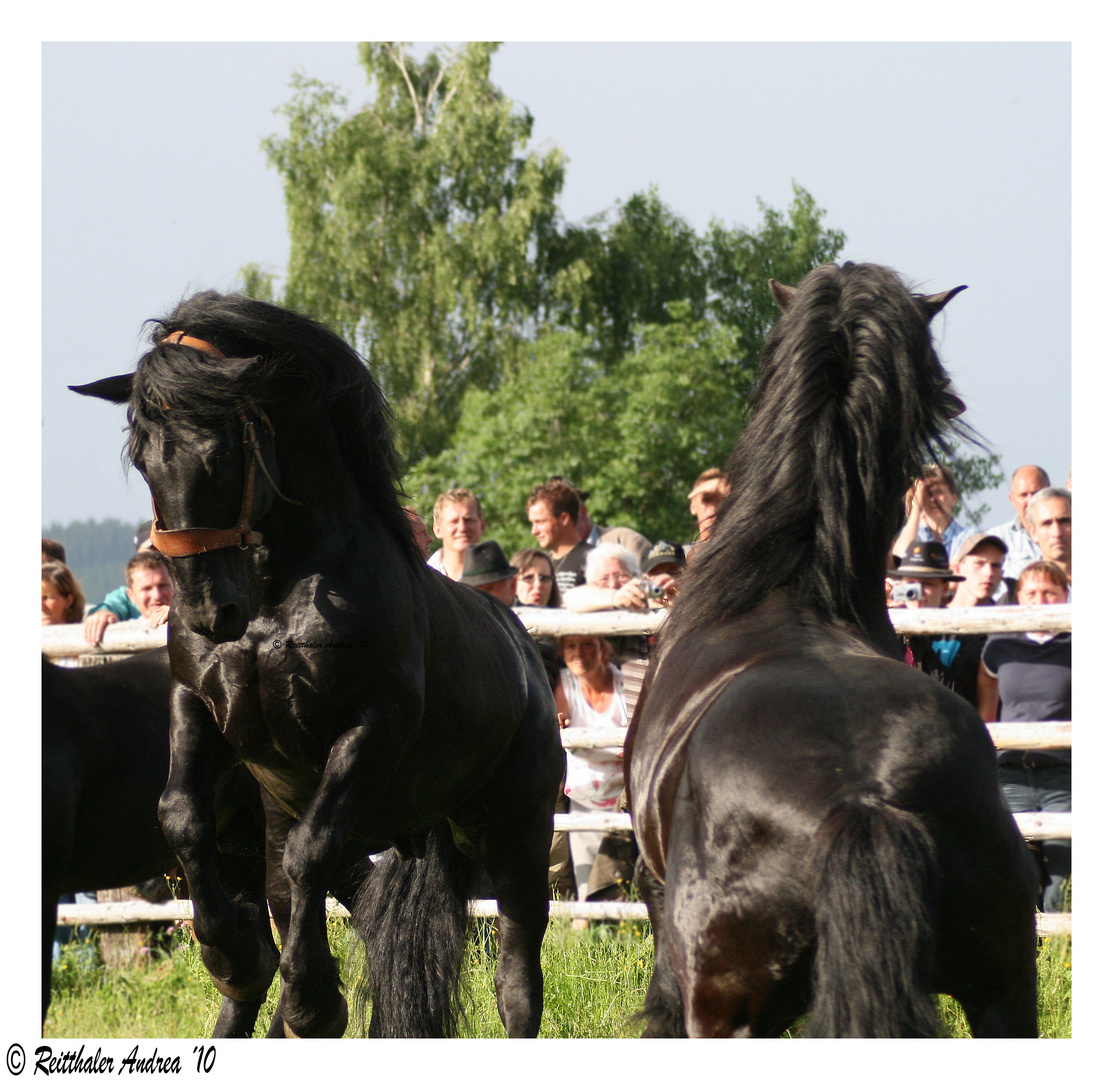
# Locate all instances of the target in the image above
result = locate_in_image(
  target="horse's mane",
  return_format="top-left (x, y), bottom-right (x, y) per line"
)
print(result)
top-left (665, 262), bottom-right (972, 653)
top-left (127, 291), bottom-right (419, 563)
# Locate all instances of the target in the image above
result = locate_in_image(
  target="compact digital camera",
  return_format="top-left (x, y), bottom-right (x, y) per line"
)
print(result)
top-left (890, 581), bottom-right (924, 604)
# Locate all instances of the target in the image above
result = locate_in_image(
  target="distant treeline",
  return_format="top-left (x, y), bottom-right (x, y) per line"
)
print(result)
top-left (42, 518), bottom-right (147, 605)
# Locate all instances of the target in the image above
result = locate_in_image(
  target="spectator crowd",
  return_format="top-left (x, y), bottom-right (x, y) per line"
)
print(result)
top-left (44, 458), bottom-right (1072, 917)
top-left (887, 463), bottom-right (1072, 913)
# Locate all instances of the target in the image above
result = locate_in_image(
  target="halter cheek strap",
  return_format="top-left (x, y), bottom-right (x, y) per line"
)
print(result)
top-left (149, 405), bottom-right (266, 557)
top-left (148, 332), bottom-right (265, 558)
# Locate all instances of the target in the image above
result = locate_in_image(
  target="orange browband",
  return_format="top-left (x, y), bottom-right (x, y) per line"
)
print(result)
top-left (159, 331), bottom-right (226, 358)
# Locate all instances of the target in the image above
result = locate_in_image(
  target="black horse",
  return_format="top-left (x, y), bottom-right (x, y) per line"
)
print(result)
top-left (626, 262), bottom-right (1038, 1038)
top-left (42, 649), bottom-right (268, 1035)
top-left (73, 293), bottom-right (563, 1038)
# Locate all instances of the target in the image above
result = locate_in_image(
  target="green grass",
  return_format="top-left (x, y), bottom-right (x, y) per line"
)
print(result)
top-left (44, 918), bottom-right (1070, 1039)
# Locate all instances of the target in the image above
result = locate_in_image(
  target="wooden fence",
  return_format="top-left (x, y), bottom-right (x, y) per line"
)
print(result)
top-left (45, 603), bottom-right (1072, 933)
top-left (37, 603), bottom-right (1075, 658)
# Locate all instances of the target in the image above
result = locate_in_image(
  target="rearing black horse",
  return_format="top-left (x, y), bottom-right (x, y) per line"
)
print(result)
top-left (626, 262), bottom-right (1039, 1037)
top-left (73, 293), bottom-right (563, 1038)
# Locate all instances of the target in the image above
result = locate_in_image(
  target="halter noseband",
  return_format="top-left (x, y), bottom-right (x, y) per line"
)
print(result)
top-left (148, 332), bottom-right (296, 558)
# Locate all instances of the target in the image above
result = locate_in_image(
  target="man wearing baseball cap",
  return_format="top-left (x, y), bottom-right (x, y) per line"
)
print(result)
top-left (948, 533), bottom-right (1008, 609)
top-left (928, 533), bottom-right (1008, 707)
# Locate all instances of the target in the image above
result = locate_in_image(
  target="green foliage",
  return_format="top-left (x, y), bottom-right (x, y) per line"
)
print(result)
top-left (258, 43), bottom-right (848, 534)
top-left (945, 449), bottom-right (1006, 527)
top-left (235, 262), bottom-right (279, 302)
top-left (263, 42), bottom-right (566, 464)
top-left (45, 929), bottom-right (212, 1040)
top-left (409, 308), bottom-right (750, 552)
top-left (546, 188), bottom-right (708, 364)
top-left (704, 183), bottom-right (847, 363)
top-left (404, 180), bottom-right (844, 550)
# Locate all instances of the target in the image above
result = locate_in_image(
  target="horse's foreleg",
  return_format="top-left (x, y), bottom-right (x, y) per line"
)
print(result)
top-left (635, 855), bottom-right (687, 1037)
top-left (159, 685), bottom-right (278, 1012)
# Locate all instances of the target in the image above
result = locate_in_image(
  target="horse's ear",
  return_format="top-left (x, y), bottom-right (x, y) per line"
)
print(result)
top-left (918, 285), bottom-right (968, 322)
top-left (69, 375), bottom-right (133, 403)
top-left (219, 355), bottom-right (263, 381)
top-left (769, 279), bottom-right (797, 312)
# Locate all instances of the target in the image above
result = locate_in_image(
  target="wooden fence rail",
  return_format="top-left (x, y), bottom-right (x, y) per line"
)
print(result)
top-left (45, 604), bottom-right (1073, 933)
top-left (562, 721), bottom-right (1071, 753)
top-left (40, 603), bottom-right (1072, 658)
top-left (56, 898), bottom-right (1071, 937)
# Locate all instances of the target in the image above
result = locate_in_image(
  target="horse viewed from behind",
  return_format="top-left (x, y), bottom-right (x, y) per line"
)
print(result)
top-left (626, 262), bottom-right (1038, 1037)
top-left (72, 293), bottom-right (563, 1038)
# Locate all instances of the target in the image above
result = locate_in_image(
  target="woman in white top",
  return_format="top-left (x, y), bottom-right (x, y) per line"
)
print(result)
top-left (553, 634), bottom-right (632, 901)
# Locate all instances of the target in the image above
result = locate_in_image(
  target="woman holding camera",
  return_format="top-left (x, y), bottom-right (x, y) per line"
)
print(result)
top-left (561, 542), bottom-right (679, 612)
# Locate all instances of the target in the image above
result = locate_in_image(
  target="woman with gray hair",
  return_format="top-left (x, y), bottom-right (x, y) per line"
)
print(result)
top-left (562, 542), bottom-right (647, 612)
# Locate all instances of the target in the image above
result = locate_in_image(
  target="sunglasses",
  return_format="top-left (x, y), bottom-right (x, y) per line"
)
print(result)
top-left (519, 573), bottom-right (553, 585)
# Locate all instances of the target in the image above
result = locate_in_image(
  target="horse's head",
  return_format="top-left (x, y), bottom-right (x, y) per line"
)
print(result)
top-left (72, 339), bottom-right (293, 644)
top-left (769, 265), bottom-right (969, 422)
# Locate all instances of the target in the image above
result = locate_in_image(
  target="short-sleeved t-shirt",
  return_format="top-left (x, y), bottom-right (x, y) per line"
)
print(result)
top-left (553, 541), bottom-right (592, 597)
top-left (982, 631), bottom-right (1071, 766)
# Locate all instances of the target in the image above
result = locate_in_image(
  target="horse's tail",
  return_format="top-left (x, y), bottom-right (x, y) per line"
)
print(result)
top-left (350, 821), bottom-right (478, 1037)
top-left (806, 794), bottom-right (941, 1038)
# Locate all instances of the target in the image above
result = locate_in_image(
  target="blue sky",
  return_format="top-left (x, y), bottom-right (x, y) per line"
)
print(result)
top-left (42, 40), bottom-right (1070, 531)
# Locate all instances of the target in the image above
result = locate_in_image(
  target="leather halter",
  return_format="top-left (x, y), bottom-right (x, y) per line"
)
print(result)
top-left (148, 332), bottom-right (293, 558)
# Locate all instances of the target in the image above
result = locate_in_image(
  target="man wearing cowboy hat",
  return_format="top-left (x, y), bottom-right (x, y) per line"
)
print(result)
top-left (889, 540), bottom-right (965, 609)
top-left (459, 540), bottom-right (519, 607)
top-left (888, 540), bottom-right (973, 695)
top-left (890, 540), bottom-right (999, 707)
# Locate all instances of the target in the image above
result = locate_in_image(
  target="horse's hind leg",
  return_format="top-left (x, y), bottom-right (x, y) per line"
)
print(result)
top-left (277, 718), bottom-right (412, 1038)
top-left (634, 855), bottom-right (686, 1037)
top-left (159, 687), bottom-right (279, 1015)
top-left (949, 932), bottom-right (1038, 1038)
top-left (945, 910), bottom-right (1039, 1037)
top-left (467, 735), bottom-right (562, 1037)
top-left (480, 822), bottom-right (552, 1037)
top-left (938, 825), bottom-right (1040, 1038)
top-left (206, 814), bottom-right (281, 1037)
top-left (665, 788), bottom-right (811, 1038)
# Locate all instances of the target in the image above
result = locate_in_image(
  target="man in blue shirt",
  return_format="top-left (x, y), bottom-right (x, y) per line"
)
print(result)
top-left (891, 462), bottom-right (973, 563)
top-left (83, 550), bottom-right (174, 646)
top-left (986, 464), bottom-right (1049, 600)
